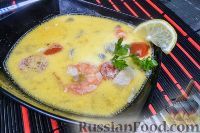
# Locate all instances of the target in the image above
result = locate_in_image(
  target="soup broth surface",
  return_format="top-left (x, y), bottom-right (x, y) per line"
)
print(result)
top-left (6, 15), bottom-right (152, 116)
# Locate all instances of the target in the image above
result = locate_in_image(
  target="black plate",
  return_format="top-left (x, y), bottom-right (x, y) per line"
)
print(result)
top-left (0, 0), bottom-right (161, 124)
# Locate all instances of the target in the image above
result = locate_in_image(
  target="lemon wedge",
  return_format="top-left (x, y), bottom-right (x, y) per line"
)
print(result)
top-left (134, 19), bottom-right (177, 54)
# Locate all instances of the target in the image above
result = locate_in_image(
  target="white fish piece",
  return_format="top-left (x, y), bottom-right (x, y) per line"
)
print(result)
top-left (98, 53), bottom-right (106, 60)
top-left (104, 43), bottom-right (115, 53)
top-left (113, 67), bottom-right (135, 86)
top-left (67, 65), bottom-right (79, 81)
top-left (67, 66), bottom-right (78, 76)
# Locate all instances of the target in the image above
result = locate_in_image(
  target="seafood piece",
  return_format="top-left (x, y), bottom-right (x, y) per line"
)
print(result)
top-left (67, 65), bottom-right (79, 81)
top-left (104, 43), bottom-right (115, 53)
top-left (100, 62), bottom-right (118, 79)
top-left (19, 55), bottom-right (48, 72)
top-left (113, 67), bottom-right (135, 86)
top-left (98, 53), bottom-right (106, 60)
top-left (115, 25), bottom-right (126, 39)
top-left (66, 63), bottom-right (103, 94)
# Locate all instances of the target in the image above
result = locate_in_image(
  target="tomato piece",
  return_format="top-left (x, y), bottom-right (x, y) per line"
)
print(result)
top-left (130, 42), bottom-right (149, 57)
top-left (44, 43), bottom-right (63, 55)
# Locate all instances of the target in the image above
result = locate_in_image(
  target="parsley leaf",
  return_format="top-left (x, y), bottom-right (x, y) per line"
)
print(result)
top-left (111, 38), bottom-right (158, 71)
top-left (114, 38), bottom-right (129, 56)
top-left (112, 57), bottom-right (128, 70)
top-left (130, 55), bottom-right (158, 71)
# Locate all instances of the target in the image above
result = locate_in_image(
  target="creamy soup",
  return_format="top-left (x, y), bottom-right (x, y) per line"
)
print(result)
top-left (6, 15), bottom-right (152, 116)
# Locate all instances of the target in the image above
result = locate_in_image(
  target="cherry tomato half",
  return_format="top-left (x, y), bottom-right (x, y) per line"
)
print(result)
top-left (130, 42), bottom-right (149, 57)
top-left (44, 43), bottom-right (63, 55)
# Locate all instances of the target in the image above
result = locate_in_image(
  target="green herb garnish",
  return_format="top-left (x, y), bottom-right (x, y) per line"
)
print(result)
top-left (111, 38), bottom-right (129, 70)
top-left (112, 55), bottom-right (128, 70)
top-left (111, 38), bottom-right (158, 71)
top-left (130, 55), bottom-right (158, 71)
top-left (113, 38), bottom-right (129, 56)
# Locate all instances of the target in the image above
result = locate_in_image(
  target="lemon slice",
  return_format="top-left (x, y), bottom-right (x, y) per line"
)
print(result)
top-left (134, 19), bottom-right (177, 54)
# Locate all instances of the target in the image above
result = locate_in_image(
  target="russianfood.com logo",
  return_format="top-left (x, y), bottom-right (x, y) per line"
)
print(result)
top-left (79, 121), bottom-right (200, 132)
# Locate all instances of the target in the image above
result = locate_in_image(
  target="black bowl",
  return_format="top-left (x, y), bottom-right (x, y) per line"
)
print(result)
top-left (0, 0), bottom-right (162, 124)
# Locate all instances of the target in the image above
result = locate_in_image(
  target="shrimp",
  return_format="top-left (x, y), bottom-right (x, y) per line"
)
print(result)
top-left (19, 55), bottom-right (48, 72)
top-left (115, 25), bottom-right (126, 39)
top-left (100, 62), bottom-right (118, 79)
top-left (66, 63), bottom-right (103, 94)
